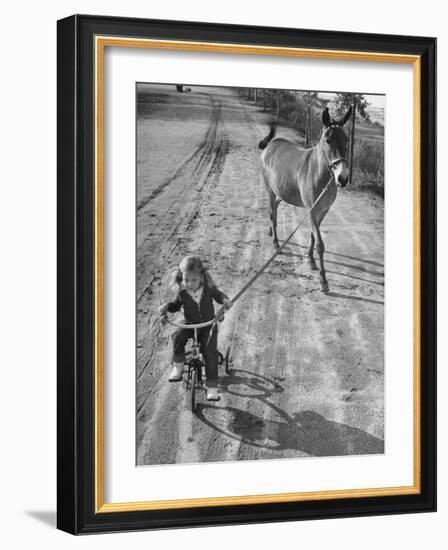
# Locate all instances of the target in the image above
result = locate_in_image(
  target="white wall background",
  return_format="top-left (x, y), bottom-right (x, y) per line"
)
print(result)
top-left (0, 1), bottom-right (444, 547)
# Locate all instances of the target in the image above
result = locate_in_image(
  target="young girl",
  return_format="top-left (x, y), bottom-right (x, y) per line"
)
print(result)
top-left (158, 256), bottom-right (232, 401)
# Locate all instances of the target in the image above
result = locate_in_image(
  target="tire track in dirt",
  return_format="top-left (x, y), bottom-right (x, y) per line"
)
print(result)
top-left (278, 202), bottom-right (384, 451)
top-left (203, 97), bottom-right (383, 461)
top-left (136, 93), bottom-right (222, 211)
top-left (136, 93), bottom-right (228, 387)
top-left (137, 369), bottom-right (180, 461)
top-left (245, 295), bottom-right (295, 460)
top-left (182, 96), bottom-right (311, 463)
top-left (199, 242), bottom-right (272, 462)
top-left (294, 312), bottom-right (383, 455)
top-left (136, 95), bottom-right (227, 298)
top-left (139, 91), bottom-right (276, 464)
top-left (167, 95), bottom-right (269, 464)
top-left (136, 92), bottom-right (231, 463)
top-left (289, 291), bottom-right (384, 450)
top-left (235, 292), bottom-right (285, 461)
top-left (196, 112), bottom-right (279, 462)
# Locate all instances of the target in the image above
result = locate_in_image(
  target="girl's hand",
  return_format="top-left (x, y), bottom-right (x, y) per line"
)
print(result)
top-left (160, 313), bottom-right (168, 325)
top-left (158, 303), bottom-right (169, 324)
top-left (158, 303), bottom-right (169, 314)
top-left (217, 299), bottom-right (232, 322)
top-left (223, 298), bottom-right (233, 310)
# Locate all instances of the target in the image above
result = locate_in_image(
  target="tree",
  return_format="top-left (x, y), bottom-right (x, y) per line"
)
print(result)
top-left (333, 93), bottom-right (370, 186)
top-left (333, 93), bottom-right (370, 121)
top-left (302, 91), bottom-right (328, 146)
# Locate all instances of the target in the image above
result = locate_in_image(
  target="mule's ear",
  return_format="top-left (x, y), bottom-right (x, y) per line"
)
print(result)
top-left (341, 106), bottom-right (353, 126)
top-left (322, 107), bottom-right (331, 127)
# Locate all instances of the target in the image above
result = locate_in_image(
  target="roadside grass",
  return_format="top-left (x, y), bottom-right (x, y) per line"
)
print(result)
top-left (350, 134), bottom-right (384, 198)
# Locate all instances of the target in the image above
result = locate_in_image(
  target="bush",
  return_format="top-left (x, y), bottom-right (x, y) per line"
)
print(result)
top-left (354, 140), bottom-right (384, 176)
top-left (353, 139), bottom-right (384, 196)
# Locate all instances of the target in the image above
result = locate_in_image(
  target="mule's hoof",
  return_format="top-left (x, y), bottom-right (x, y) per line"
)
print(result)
top-left (274, 241), bottom-right (280, 249)
top-left (320, 281), bottom-right (329, 293)
top-left (309, 259), bottom-right (318, 271)
top-left (268, 227), bottom-right (273, 236)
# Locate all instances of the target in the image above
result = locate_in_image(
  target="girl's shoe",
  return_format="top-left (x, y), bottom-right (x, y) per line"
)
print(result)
top-left (169, 363), bottom-right (184, 382)
top-left (207, 387), bottom-right (220, 401)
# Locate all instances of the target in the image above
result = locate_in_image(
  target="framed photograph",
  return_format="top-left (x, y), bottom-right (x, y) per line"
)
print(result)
top-left (57, 14), bottom-right (436, 534)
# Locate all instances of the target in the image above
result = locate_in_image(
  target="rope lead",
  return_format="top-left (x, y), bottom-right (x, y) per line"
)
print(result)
top-left (206, 175), bottom-right (334, 346)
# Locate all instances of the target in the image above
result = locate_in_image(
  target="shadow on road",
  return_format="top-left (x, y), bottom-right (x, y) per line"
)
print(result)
top-left (197, 368), bottom-right (384, 457)
top-left (279, 251), bottom-right (384, 287)
top-left (323, 257), bottom-right (384, 277)
top-left (198, 404), bottom-right (384, 456)
top-left (284, 240), bottom-right (384, 268)
top-left (325, 268), bottom-right (384, 287)
top-left (278, 245), bottom-right (384, 277)
top-left (219, 367), bottom-right (284, 399)
top-left (327, 291), bottom-right (384, 306)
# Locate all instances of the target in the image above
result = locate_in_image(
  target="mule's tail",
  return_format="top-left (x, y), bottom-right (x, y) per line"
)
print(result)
top-left (258, 123), bottom-right (276, 150)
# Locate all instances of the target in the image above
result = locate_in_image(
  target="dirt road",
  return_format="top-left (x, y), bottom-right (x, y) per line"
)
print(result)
top-left (136, 85), bottom-right (384, 465)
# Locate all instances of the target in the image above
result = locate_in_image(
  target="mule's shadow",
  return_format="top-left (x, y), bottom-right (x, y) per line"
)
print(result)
top-left (275, 240), bottom-right (384, 306)
top-left (197, 368), bottom-right (384, 457)
top-left (279, 252), bottom-right (383, 287)
top-left (326, 290), bottom-right (384, 306)
top-left (282, 240), bottom-right (384, 269)
top-left (278, 242), bottom-right (384, 278)
top-left (325, 268), bottom-right (384, 287)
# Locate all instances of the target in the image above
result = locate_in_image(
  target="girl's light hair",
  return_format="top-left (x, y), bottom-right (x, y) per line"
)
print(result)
top-left (169, 256), bottom-right (215, 292)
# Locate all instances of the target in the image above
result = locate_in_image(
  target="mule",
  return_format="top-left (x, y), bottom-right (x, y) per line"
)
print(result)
top-left (259, 107), bottom-right (352, 292)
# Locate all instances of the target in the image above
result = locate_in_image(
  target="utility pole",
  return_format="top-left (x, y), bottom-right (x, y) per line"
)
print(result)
top-left (309, 93), bottom-right (313, 145)
top-left (305, 92), bottom-right (311, 147)
top-left (348, 95), bottom-right (356, 186)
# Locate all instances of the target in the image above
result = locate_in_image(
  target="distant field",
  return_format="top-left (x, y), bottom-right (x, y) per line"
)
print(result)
top-left (355, 123), bottom-right (384, 143)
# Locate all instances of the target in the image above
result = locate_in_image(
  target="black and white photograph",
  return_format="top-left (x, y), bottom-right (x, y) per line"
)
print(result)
top-left (0, 0), bottom-right (442, 541)
top-left (136, 83), bottom-right (385, 466)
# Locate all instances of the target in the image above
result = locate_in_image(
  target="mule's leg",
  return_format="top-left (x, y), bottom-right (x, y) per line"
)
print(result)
top-left (261, 170), bottom-right (274, 238)
top-left (307, 232), bottom-right (317, 270)
top-left (271, 197), bottom-right (281, 248)
top-left (261, 169), bottom-right (280, 247)
top-left (310, 210), bottom-right (330, 292)
top-left (268, 192), bottom-right (281, 248)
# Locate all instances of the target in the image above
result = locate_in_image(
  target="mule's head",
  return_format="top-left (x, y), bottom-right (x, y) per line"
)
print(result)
top-left (321, 107), bottom-right (352, 187)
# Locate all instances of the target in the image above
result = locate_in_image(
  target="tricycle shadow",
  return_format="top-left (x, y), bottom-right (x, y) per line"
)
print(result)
top-left (196, 368), bottom-right (384, 457)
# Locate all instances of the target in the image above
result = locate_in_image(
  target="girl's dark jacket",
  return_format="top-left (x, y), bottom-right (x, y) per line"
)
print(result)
top-left (166, 283), bottom-right (229, 324)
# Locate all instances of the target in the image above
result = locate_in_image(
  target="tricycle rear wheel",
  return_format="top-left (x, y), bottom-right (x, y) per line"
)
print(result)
top-left (224, 348), bottom-right (231, 375)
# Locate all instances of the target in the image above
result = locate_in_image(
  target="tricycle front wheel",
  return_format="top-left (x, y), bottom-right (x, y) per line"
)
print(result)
top-left (190, 368), bottom-right (197, 414)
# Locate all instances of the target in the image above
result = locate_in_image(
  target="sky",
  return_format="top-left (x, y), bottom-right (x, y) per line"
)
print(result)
top-left (320, 92), bottom-right (385, 123)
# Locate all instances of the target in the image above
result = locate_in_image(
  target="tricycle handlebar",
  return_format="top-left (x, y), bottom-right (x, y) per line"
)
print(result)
top-left (163, 317), bottom-right (217, 330)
